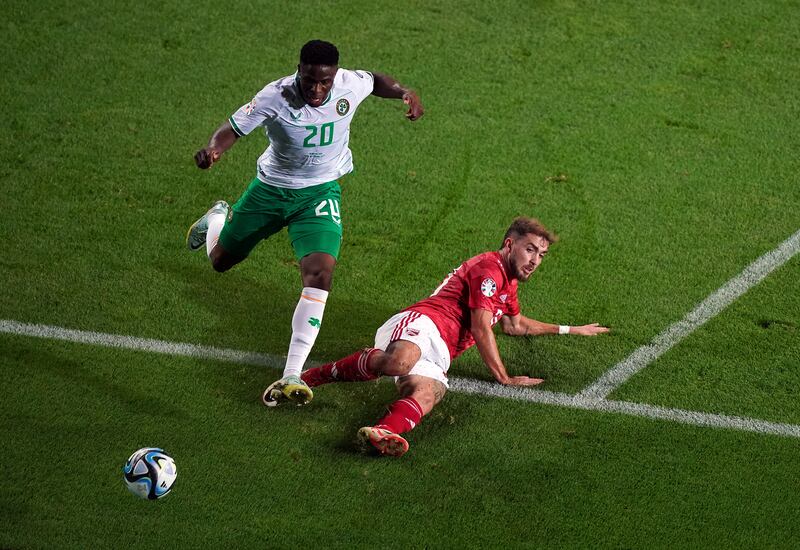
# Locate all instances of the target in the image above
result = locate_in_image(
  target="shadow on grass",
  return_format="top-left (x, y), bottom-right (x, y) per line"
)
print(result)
top-left (158, 258), bottom-right (398, 359)
top-left (9, 342), bottom-right (188, 419)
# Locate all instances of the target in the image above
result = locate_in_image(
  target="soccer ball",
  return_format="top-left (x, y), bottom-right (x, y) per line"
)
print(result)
top-left (123, 447), bottom-right (177, 500)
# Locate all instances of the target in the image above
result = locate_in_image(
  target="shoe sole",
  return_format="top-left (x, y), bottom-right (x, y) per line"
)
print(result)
top-left (185, 218), bottom-right (207, 251)
top-left (357, 427), bottom-right (409, 457)
top-left (262, 382), bottom-right (313, 408)
top-left (186, 201), bottom-right (229, 251)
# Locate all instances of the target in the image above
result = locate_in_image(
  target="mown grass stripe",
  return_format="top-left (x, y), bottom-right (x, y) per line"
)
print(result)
top-left (580, 228), bottom-right (800, 400)
top-left (3, 318), bottom-right (799, 439)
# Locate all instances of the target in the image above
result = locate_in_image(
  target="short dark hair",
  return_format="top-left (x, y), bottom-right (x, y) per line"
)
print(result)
top-left (300, 40), bottom-right (339, 66)
top-left (502, 217), bottom-right (558, 247)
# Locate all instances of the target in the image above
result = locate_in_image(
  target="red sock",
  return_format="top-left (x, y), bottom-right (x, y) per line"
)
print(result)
top-left (301, 348), bottom-right (379, 388)
top-left (375, 397), bottom-right (424, 435)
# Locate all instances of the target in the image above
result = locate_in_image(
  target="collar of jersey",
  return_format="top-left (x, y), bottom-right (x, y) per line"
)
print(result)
top-left (293, 73), bottom-right (333, 107)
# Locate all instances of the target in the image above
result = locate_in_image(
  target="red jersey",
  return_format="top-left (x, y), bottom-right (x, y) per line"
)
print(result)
top-left (405, 251), bottom-right (520, 359)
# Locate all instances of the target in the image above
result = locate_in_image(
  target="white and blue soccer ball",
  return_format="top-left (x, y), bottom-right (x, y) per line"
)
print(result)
top-left (123, 447), bottom-right (177, 500)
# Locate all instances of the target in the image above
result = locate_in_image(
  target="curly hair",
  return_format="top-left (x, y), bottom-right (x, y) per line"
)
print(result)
top-left (300, 40), bottom-right (339, 66)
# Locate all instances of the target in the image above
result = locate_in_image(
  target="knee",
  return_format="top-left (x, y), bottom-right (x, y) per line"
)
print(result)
top-left (300, 253), bottom-right (336, 291)
top-left (302, 268), bottom-right (333, 290)
top-left (378, 354), bottom-right (414, 376)
top-left (209, 246), bottom-right (239, 273)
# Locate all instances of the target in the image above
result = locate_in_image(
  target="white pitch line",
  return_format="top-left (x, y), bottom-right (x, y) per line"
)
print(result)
top-left (451, 378), bottom-right (800, 438)
top-left (2, 319), bottom-right (800, 439)
top-left (0, 319), bottom-right (287, 370)
top-left (580, 228), bottom-right (800, 400)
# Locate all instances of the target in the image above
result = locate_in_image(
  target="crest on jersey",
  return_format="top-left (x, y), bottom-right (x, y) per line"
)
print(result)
top-left (499, 294), bottom-right (508, 303)
top-left (244, 98), bottom-right (257, 115)
top-left (481, 278), bottom-right (497, 297)
top-left (336, 98), bottom-right (350, 116)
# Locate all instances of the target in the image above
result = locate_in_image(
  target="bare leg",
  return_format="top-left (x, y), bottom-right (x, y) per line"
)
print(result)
top-left (299, 252), bottom-right (336, 291)
top-left (208, 241), bottom-right (245, 273)
top-left (395, 374), bottom-right (448, 415)
top-left (370, 340), bottom-right (422, 377)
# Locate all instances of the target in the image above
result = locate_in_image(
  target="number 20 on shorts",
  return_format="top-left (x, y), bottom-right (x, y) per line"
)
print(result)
top-left (315, 199), bottom-right (341, 225)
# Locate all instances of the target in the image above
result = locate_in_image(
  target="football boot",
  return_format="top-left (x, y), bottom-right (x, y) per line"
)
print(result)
top-left (261, 375), bottom-right (314, 407)
top-left (186, 200), bottom-right (229, 251)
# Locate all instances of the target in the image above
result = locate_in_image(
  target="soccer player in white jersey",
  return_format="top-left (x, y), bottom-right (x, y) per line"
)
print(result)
top-left (299, 218), bottom-right (610, 457)
top-left (186, 40), bottom-right (424, 407)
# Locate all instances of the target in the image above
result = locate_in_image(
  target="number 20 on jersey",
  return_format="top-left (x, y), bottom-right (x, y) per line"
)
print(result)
top-left (304, 123), bottom-right (334, 147)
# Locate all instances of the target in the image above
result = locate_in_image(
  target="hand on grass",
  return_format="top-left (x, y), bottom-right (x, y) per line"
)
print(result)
top-left (504, 376), bottom-right (545, 386)
top-left (569, 323), bottom-right (610, 336)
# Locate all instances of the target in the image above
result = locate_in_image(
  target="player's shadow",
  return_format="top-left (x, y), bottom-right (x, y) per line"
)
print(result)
top-left (160, 259), bottom-right (397, 349)
top-left (158, 258), bottom-right (399, 404)
top-left (25, 346), bottom-right (188, 419)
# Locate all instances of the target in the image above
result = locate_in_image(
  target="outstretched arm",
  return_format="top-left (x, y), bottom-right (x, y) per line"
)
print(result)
top-left (194, 121), bottom-right (240, 169)
top-left (370, 72), bottom-right (424, 121)
top-left (471, 309), bottom-right (544, 386)
top-left (500, 314), bottom-right (610, 337)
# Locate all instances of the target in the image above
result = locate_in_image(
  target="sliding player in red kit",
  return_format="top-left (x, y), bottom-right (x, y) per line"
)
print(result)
top-left (299, 217), bottom-right (609, 456)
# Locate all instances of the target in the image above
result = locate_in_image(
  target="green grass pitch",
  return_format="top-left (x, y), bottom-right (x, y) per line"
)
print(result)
top-left (2, 0), bottom-right (799, 547)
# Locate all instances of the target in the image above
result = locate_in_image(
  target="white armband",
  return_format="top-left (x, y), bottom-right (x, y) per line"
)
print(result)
top-left (558, 325), bottom-right (570, 335)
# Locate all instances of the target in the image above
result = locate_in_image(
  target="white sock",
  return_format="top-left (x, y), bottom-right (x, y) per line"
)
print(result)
top-left (283, 287), bottom-right (329, 378)
top-left (206, 212), bottom-right (226, 258)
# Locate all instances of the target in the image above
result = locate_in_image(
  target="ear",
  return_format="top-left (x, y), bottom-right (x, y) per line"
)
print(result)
top-left (502, 237), bottom-right (514, 251)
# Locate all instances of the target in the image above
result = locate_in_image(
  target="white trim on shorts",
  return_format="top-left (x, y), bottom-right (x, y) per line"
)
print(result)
top-left (374, 311), bottom-right (452, 388)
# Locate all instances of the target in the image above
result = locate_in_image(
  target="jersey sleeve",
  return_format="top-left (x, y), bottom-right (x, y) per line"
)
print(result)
top-left (346, 69), bottom-right (374, 103)
top-left (465, 261), bottom-right (505, 313)
top-left (228, 84), bottom-right (280, 137)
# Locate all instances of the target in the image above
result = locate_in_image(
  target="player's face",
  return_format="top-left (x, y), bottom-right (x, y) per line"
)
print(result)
top-left (297, 63), bottom-right (338, 107)
top-left (506, 234), bottom-right (549, 281)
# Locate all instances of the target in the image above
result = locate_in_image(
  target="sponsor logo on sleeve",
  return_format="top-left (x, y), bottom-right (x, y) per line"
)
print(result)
top-left (244, 98), bottom-right (257, 115)
top-left (336, 98), bottom-right (350, 116)
top-left (481, 278), bottom-right (497, 297)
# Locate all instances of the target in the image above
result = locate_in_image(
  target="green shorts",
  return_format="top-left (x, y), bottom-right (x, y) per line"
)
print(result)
top-left (219, 178), bottom-right (343, 260)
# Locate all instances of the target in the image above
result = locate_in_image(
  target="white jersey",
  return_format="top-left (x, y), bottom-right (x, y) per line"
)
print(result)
top-left (229, 68), bottom-right (374, 189)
